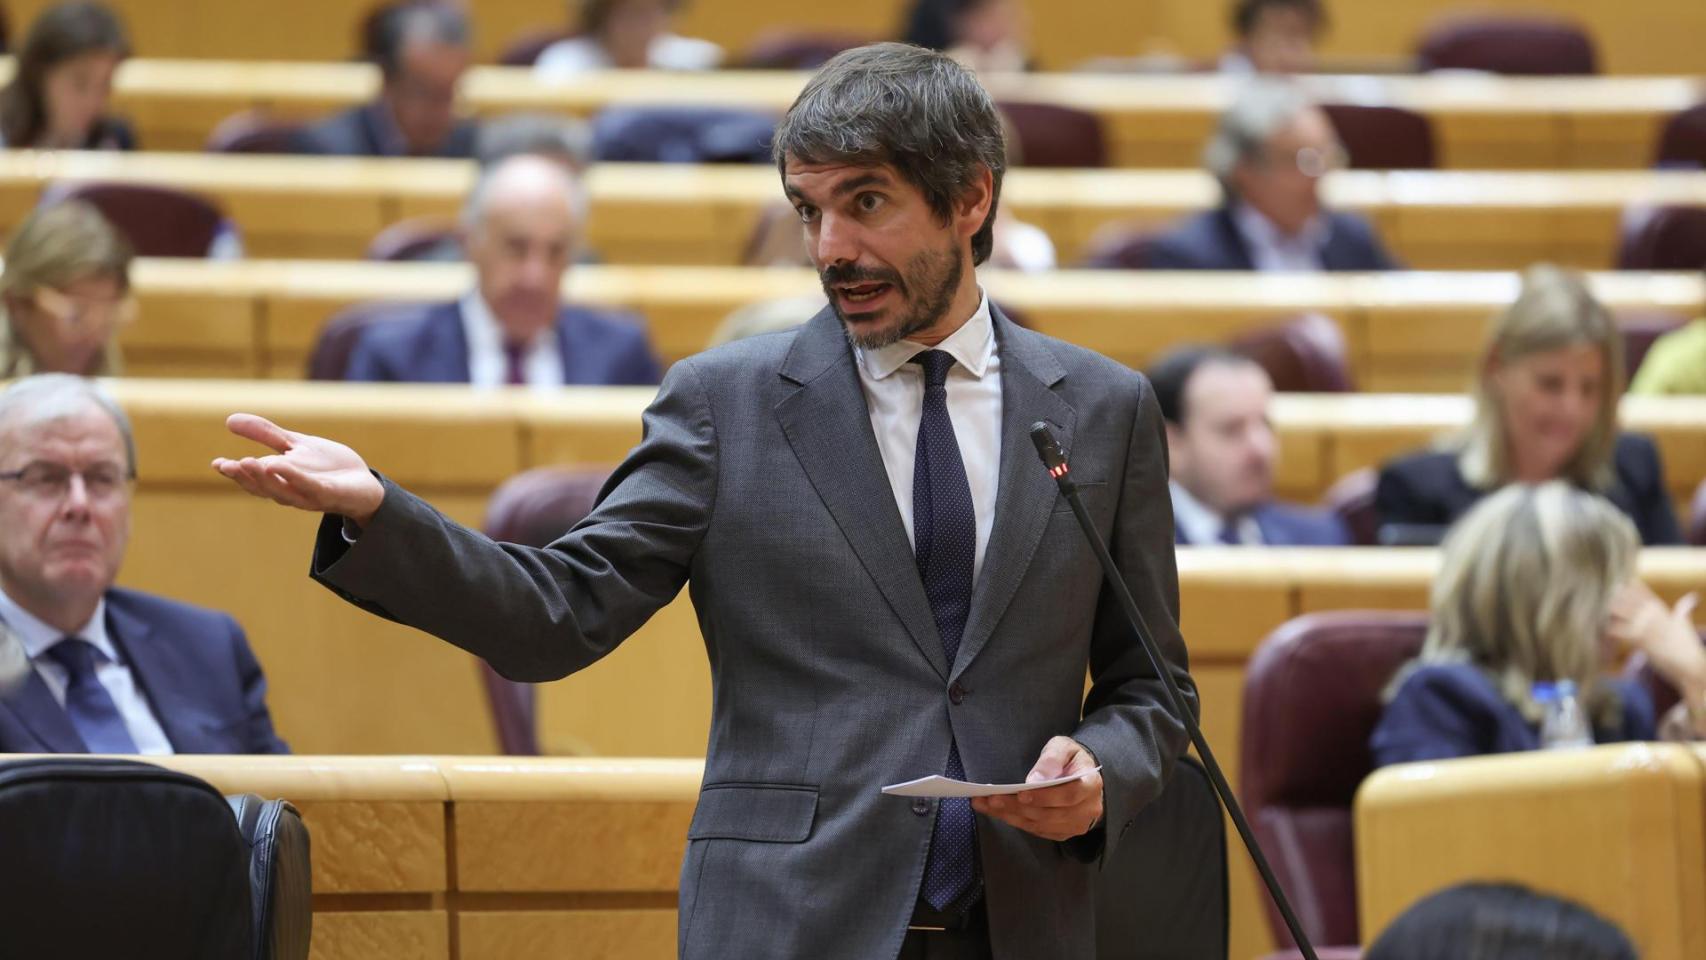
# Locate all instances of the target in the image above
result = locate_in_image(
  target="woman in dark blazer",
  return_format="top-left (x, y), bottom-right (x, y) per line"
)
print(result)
top-left (1371, 483), bottom-right (1706, 769)
top-left (1376, 265), bottom-right (1682, 545)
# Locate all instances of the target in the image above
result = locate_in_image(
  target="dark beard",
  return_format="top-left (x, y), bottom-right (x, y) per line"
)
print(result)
top-left (822, 245), bottom-right (964, 351)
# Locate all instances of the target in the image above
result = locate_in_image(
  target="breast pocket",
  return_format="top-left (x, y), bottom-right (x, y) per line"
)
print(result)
top-left (1052, 479), bottom-right (1108, 514)
top-left (687, 782), bottom-right (819, 843)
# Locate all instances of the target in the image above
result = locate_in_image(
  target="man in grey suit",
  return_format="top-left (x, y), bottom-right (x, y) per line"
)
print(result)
top-left (214, 43), bottom-right (1196, 960)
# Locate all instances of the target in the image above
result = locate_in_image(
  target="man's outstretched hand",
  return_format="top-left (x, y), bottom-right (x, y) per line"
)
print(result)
top-left (212, 414), bottom-right (386, 527)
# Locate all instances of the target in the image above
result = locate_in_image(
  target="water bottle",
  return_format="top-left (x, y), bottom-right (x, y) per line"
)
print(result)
top-left (1534, 680), bottom-right (1594, 750)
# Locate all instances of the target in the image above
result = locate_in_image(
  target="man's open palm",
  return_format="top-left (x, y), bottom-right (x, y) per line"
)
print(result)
top-left (212, 414), bottom-right (385, 526)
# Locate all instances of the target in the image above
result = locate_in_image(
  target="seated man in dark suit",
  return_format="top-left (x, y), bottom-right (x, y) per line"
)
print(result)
top-left (1146, 79), bottom-right (1397, 272)
top-left (1149, 345), bottom-right (1348, 545)
top-left (0, 375), bottom-right (288, 754)
top-left (344, 153), bottom-right (662, 386)
top-left (293, 2), bottom-right (477, 159)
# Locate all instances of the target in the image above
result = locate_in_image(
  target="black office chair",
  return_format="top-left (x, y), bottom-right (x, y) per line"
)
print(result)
top-left (228, 793), bottom-right (313, 960)
top-left (1093, 756), bottom-right (1228, 959)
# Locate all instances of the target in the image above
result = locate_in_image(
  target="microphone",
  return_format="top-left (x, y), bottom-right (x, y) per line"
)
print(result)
top-left (1029, 421), bottom-right (1322, 960)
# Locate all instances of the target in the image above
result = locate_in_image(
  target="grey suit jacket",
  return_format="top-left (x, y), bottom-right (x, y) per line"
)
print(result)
top-left (310, 306), bottom-right (1196, 960)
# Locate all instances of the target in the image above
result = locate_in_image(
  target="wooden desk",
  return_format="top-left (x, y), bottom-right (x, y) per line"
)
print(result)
top-left (7, 0), bottom-right (1705, 74)
top-left (6, 152), bottom-right (1706, 266)
top-left (14, 57), bottom-right (1691, 169)
top-left (1355, 745), bottom-right (1706, 960)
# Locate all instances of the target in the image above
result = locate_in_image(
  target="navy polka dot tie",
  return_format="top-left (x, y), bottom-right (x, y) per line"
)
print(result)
top-left (911, 349), bottom-right (980, 912)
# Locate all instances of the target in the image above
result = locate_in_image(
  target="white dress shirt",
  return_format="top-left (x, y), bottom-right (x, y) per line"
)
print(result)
top-left (0, 587), bottom-right (174, 754)
top-left (1169, 481), bottom-right (1263, 546)
top-left (855, 291), bottom-right (1001, 582)
top-left (1232, 204), bottom-right (1327, 273)
top-left (459, 291), bottom-right (565, 389)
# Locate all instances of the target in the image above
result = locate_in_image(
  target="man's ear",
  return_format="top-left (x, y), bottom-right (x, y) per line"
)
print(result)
top-left (954, 166), bottom-right (996, 244)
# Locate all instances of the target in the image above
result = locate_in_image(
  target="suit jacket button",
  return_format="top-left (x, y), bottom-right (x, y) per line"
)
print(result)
top-left (912, 798), bottom-right (932, 816)
top-left (948, 682), bottom-right (966, 705)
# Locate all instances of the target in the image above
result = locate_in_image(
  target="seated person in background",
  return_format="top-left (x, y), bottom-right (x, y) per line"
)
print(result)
top-left (1371, 482), bottom-right (1706, 769)
top-left (345, 153), bottom-right (661, 386)
top-left (0, 375), bottom-right (289, 754)
top-left (295, 2), bottom-right (476, 158)
top-left (1629, 315), bottom-right (1706, 395)
top-left (476, 113), bottom-right (594, 171)
top-left (1147, 80), bottom-right (1396, 272)
top-left (1149, 345), bottom-right (1348, 545)
top-left (1378, 265), bottom-right (1682, 545)
top-left (0, 1), bottom-right (134, 150)
top-left (0, 201), bottom-right (133, 378)
top-left (1220, 0), bottom-right (1326, 75)
top-left (901, 0), bottom-right (1030, 74)
top-left (535, 0), bottom-right (722, 79)
top-left (1365, 882), bottom-right (1637, 960)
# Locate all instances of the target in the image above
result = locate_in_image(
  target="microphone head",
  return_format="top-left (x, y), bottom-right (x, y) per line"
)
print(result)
top-left (1029, 421), bottom-right (1067, 472)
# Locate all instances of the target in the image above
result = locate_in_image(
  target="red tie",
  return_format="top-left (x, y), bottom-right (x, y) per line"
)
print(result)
top-left (503, 342), bottom-right (527, 386)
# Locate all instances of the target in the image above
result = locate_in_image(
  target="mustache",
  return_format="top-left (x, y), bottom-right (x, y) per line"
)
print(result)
top-left (819, 264), bottom-right (904, 290)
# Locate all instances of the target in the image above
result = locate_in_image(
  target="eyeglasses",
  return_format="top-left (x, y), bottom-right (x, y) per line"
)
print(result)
top-left (1264, 144), bottom-right (1349, 178)
top-left (0, 462), bottom-right (135, 502)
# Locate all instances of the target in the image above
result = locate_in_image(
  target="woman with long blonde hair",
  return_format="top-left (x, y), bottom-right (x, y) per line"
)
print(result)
top-left (1375, 264), bottom-right (1681, 544)
top-left (1371, 482), bottom-right (1706, 767)
top-left (0, 200), bottom-right (134, 378)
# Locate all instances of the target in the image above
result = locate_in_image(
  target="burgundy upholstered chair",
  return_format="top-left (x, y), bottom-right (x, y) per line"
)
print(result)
top-left (1230, 313), bottom-right (1356, 393)
top-left (1691, 478), bottom-right (1706, 548)
top-left (40, 182), bottom-right (228, 258)
top-left (1653, 103), bottom-right (1706, 169)
top-left (365, 217), bottom-right (461, 262)
top-left (1241, 611), bottom-right (1429, 950)
top-left (1616, 206), bottom-right (1706, 271)
top-left (1322, 467), bottom-right (1379, 547)
top-left (305, 301), bottom-right (430, 380)
top-left (478, 467), bottom-right (616, 756)
top-left (738, 31), bottom-right (867, 70)
top-left (998, 101), bottom-right (1107, 168)
top-left (1077, 222), bottom-right (1164, 270)
top-left (1416, 16), bottom-right (1598, 75)
top-left (1321, 104), bottom-right (1436, 170)
top-left (205, 110), bottom-right (306, 155)
top-left (1616, 309), bottom-right (1688, 384)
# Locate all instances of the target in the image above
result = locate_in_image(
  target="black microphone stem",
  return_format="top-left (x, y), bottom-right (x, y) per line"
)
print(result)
top-left (1032, 422), bottom-right (1321, 960)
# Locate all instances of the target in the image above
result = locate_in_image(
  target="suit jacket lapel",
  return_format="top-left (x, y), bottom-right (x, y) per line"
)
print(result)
top-left (953, 310), bottom-right (1074, 681)
top-left (775, 309), bottom-right (950, 681)
top-left (105, 597), bottom-right (193, 752)
top-left (0, 672), bottom-right (86, 752)
top-left (439, 304), bottom-right (476, 383)
top-left (1214, 206), bottom-right (1258, 271)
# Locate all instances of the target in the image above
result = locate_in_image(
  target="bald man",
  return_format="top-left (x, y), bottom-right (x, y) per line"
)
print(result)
top-left (344, 155), bottom-right (661, 386)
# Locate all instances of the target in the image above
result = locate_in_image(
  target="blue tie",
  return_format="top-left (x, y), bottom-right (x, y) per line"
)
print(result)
top-left (911, 350), bottom-right (980, 912)
top-left (44, 637), bottom-right (138, 754)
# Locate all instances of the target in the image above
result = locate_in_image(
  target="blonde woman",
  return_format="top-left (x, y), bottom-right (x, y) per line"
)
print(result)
top-left (0, 200), bottom-right (134, 378)
top-left (1371, 482), bottom-right (1706, 768)
top-left (1376, 264), bottom-right (1681, 544)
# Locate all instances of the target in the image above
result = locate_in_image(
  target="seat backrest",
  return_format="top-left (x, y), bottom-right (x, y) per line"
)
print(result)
top-left (1322, 467), bottom-right (1379, 546)
top-left (1616, 309), bottom-right (1689, 383)
top-left (1616, 205), bottom-right (1706, 271)
top-left (1077, 221), bottom-right (1164, 270)
top-left (479, 466), bottom-right (617, 755)
top-left (1240, 611), bottom-right (1429, 948)
top-left (306, 301), bottom-right (431, 380)
top-left (498, 28), bottom-right (574, 66)
top-left (1320, 104), bottom-right (1436, 170)
top-left (1653, 103), bottom-right (1706, 169)
top-left (1416, 16), bottom-right (1598, 75)
top-left (1231, 313), bottom-right (1356, 393)
top-left (40, 182), bottom-right (227, 258)
top-left (998, 101), bottom-right (1107, 168)
top-left (226, 794), bottom-right (312, 960)
top-left (365, 216), bottom-right (461, 262)
top-left (0, 757), bottom-right (253, 958)
top-left (1094, 756), bottom-right (1228, 960)
top-left (591, 106), bottom-right (777, 164)
top-left (1692, 477), bottom-right (1706, 547)
top-left (206, 110), bottom-right (306, 154)
top-left (738, 30), bottom-right (867, 69)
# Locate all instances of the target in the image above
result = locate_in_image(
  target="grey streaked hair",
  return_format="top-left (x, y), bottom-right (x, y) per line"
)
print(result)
top-left (475, 113), bottom-right (594, 171)
top-left (373, 2), bottom-right (470, 80)
top-left (771, 42), bottom-right (1006, 266)
top-left (459, 152), bottom-right (586, 233)
top-left (1456, 264), bottom-right (1623, 491)
top-left (1397, 482), bottom-right (1638, 729)
top-left (0, 373), bottom-right (136, 474)
top-left (1203, 79), bottom-right (1315, 200)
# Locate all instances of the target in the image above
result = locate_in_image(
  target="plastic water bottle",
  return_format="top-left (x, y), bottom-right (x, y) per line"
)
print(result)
top-left (1534, 680), bottom-right (1594, 750)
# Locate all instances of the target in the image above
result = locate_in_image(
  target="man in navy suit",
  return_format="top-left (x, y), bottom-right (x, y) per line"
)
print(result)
top-left (0, 375), bottom-right (287, 755)
top-left (344, 153), bottom-right (662, 386)
top-left (1148, 346), bottom-right (1348, 545)
top-left (1146, 80), bottom-right (1397, 272)
top-left (293, 3), bottom-right (477, 159)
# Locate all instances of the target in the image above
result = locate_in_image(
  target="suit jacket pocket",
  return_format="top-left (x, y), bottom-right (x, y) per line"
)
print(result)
top-left (688, 783), bottom-right (818, 843)
top-left (1052, 479), bottom-right (1107, 513)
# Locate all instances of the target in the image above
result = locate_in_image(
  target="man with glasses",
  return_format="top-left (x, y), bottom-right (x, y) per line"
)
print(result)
top-left (293, 3), bottom-right (476, 159)
top-left (1145, 79), bottom-right (1398, 272)
top-left (0, 374), bottom-right (287, 754)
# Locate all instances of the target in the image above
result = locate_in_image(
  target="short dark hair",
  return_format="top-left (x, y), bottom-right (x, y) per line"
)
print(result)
top-left (1147, 345), bottom-right (1260, 426)
top-left (579, 0), bottom-right (685, 37)
top-left (0, 1), bottom-right (130, 147)
top-left (771, 42), bottom-right (1006, 266)
top-left (371, 2), bottom-right (469, 81)
top-left (1231, 0), bottom-right (1327, 38)
top-left (1365, 883), bottom-right (1636, 960)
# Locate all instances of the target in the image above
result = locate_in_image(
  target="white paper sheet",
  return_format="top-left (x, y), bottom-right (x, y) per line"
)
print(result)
top-left (881, 766), bottom-right (1102, 798)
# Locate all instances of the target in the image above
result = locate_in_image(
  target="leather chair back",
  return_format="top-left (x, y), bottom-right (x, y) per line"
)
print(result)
top-left (1241, 611), bottom-right (1428, 949)
top-left (41, 182), bottom-right (228, 258)
top-left (1693, 478), bottom-right (1706, 547)
top-left (0, 757), bottom-right (253, 958)
top-left (365, 216), bottom-right (461, 262)
top-left (1416, 16), bottom-right (1598, 75)
top-left (1654, 103), bottom-right (1706, 169)
top-left (1231, 313), bottom-right (1355, 393)
top-left (1323, 467), bottom-right (1379, 547)
top-left (306, 301), bottom-right (431, 380)
top-left (591, 106), bottom-right (777, 164)
top-left (206, 110), bottom-right (306, 154)
top-left (1321, 104), bottom-right (1436, 169)
top-left (739, 30), bottom-right (866, 69)
top-left (1616, 309), bottom-right (1688, 383)
top-left (1616, 206), bottom-right (1706, 271)
top-left (227, 794), bottom-right (312, 960)
top-left (999, 101), bottom-right (1107, 168)
top-left (1077, 222), bottom-right (1164, 270)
